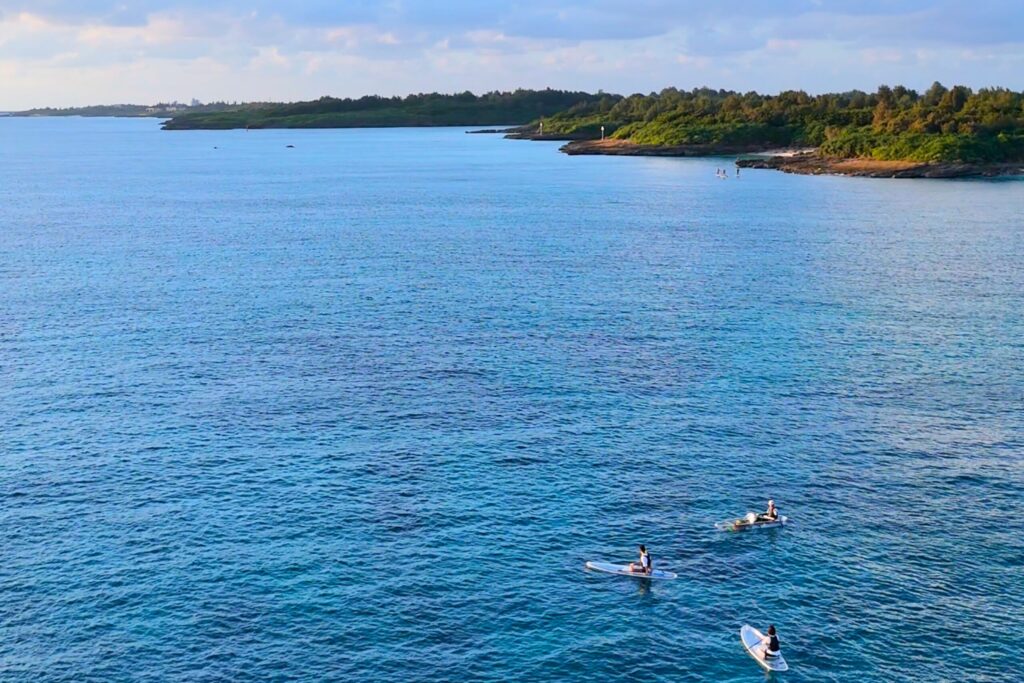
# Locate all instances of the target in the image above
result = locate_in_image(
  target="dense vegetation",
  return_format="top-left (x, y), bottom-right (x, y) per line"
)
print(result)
top-left (162, 90), bottom-right (606, 130)
top-left (540, 83), bottom-right (1024, 163)
top-left (66, 83), bottom-right (1024, 163)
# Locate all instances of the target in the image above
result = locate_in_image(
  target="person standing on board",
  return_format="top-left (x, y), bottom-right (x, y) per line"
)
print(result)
top-left (627, 545), bottom-right (652, 575)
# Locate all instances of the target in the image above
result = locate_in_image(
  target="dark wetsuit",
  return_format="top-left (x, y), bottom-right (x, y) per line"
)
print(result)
top-left (766, 634), bottom-right (780, 656)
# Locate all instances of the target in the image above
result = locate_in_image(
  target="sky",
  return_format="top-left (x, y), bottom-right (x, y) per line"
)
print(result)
top-left (2, 1), bottom-right (1023, 109)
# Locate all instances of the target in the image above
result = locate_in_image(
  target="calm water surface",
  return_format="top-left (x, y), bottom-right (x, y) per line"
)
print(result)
top-left (1, 118), bottom-right (1023, 682)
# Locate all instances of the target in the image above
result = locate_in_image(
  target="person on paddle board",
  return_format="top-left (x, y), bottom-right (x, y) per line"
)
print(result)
top-left (762, 625), bottom-right (781, 660)
top-left (756, 500), bottom-right (778, 522)
top-left (627, 545), bottom-right (652, 575)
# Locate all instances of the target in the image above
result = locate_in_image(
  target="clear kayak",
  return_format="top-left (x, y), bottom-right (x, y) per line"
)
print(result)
top-left (741, 625), bottom-right (789, 672)
top-left (585, 561), bottom-right (678, 580)
top-left (715, 514), bottom-right (788, 532)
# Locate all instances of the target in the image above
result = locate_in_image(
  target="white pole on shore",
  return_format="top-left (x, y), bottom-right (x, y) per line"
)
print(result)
top-left (600, 125), bottom-right (605, 141)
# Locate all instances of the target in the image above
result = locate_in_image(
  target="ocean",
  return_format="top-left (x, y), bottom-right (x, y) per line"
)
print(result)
top-left (1, 117), bottom-right (1022, 681)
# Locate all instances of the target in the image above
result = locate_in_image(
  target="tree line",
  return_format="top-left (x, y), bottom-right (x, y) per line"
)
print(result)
top-left (162, 89), bottom-right (607, 129)
top-left (541, 83), bottom-right (1024, 162)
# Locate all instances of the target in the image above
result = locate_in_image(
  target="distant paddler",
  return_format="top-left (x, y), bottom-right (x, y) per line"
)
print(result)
top-left (716, 499), bottom-right (788, 531)
top-left (585, 544), bottom-right (678, 580)
top-left (762, 624), bottom-right (782, 661)
top-left (626, 544), bottom-right (652, 575)
top-left (740, 624), bottom-right (788, 672)
top-left (756, 499), bottom-right (779, 522)
top-left (741, 499), bottom-right (780, 525)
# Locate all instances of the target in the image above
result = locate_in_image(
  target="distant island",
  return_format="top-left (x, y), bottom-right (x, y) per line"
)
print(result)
top-left (160, 90), bottom-right (607, 130)
top-left (523, 83), bottom-right (1024, 177)
top-left (14, 101), bottom-right (238, 118)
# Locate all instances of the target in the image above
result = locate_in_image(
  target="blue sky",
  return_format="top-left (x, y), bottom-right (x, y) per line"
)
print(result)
top-left (1, 1), bottom-right (1023, 108)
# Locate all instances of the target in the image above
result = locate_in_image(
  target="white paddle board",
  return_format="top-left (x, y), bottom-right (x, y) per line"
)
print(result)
top-left (741, 625), bottom-right (788, 672)
top-left (716, 515), bottom-right (788, 532)
top-left (585, 561), bottom-right (677, 580)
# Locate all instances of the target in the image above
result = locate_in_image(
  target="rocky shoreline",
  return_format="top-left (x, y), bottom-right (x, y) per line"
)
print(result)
top-left (735, 154), bottom-right (1024, 178)
top-left (545, 139), bottom-right (1022, 178)
top-left (505, 130), bottom-right (592, 142)
top-left (558, 138), bottom-right (784, 156)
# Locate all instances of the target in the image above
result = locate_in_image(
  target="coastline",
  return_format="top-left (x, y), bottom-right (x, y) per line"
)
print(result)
top-left (505, 129), bottom-right (592, 142)
top-left (735, 153), bottom-right (1024, 178)
top-left (554, 139), bottom-right (1023, 178)
top-left (559, 138), bottom-right (787, 157)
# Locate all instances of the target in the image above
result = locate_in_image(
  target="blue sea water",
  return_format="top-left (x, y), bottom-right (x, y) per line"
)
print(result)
top-left (1, 117), bottom-right (1023, 682)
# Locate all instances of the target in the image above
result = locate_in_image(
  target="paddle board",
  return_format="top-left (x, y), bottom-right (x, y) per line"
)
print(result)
top-left (585, 561), bottom-right (677, 580)
top-left (740, 625), bottom-right (788, 672)
top-left (715, 515), bottom-right (788, 532)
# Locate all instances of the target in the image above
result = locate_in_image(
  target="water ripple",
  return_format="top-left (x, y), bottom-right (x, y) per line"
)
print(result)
top-left (0, 119), bottom-right (1022, 681)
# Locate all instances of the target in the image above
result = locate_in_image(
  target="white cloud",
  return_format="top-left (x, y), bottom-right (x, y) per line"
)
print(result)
top-left (676, 54), bottom-right (710, 69)
top-left (1, 1), bottom-right (1023, 108)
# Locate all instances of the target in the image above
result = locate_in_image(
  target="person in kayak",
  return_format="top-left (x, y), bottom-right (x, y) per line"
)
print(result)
top-left (756, 500), bottom-right (779, 522)
top-left (627, 545), bottom-right (652, 575)
top-left (762, 625), bottom-right (781, 660)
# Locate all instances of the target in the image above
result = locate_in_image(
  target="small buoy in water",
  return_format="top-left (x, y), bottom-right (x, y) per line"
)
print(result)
top-left (286, 144), bottom-right (295, 148)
